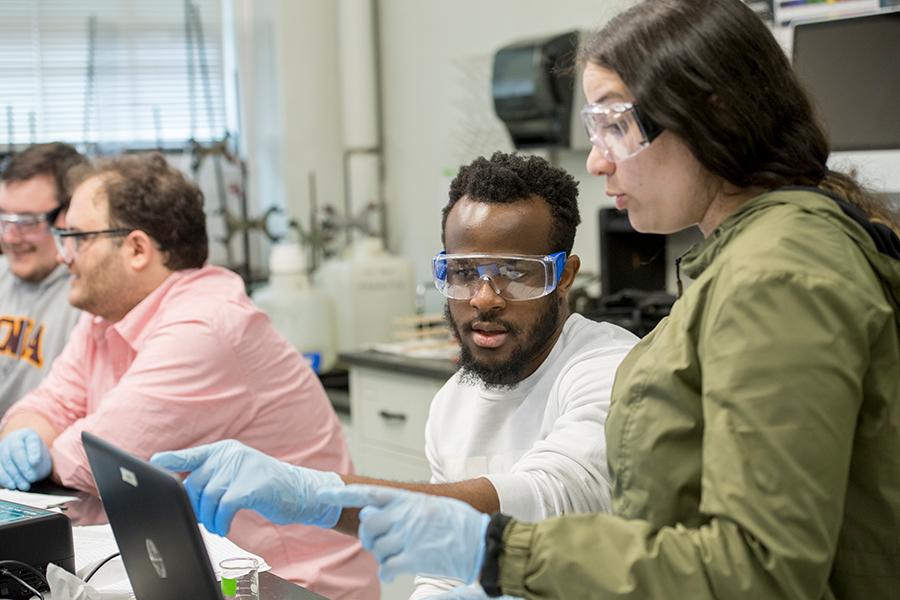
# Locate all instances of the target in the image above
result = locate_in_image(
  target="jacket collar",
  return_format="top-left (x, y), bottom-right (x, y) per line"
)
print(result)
top-left (677, 192), bottom-right (780, 283)
top-left (675, 188), bottom-right (900, 296)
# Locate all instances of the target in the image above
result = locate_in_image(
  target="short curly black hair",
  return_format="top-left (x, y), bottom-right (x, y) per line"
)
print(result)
top-left (70, 153), bottom-right (208, 271)
top-left (442, 151), bottom-right (581, 254)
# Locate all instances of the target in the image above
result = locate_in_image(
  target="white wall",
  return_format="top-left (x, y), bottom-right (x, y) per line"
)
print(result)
top-left (231, 0), bottom-right (637, 288)
top-left (228, 0), bottom-right (347, 275)
top-left (829, 150), bottom-right (900, 192)
top-left (377, 0), bottom-right (636, 289)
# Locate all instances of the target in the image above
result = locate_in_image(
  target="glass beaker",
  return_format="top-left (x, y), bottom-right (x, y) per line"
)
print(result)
top-left (219, 557), bottom-right (259, 599)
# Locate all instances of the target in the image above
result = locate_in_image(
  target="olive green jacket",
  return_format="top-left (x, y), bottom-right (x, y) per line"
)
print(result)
top-left (497, 190), bottom-right (900, 599)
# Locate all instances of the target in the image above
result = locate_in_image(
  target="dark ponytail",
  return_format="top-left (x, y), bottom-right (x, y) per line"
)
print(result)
top-left (820, 169), bottom-right (899, 232)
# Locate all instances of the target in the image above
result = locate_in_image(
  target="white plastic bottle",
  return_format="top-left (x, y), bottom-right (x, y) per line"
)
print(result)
top-left (253, 243), bottom-right (336, 373)
top-left (315, 236), bottom-right (416, 353)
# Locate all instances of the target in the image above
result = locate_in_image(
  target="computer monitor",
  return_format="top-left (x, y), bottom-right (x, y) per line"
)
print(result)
top-left (793, 10), bottom-right (900, 151)
top-left (597, 208), bottom-right (667, 295)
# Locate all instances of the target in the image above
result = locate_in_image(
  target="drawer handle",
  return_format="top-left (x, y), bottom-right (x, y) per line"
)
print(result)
top-left (378, 410), bottom-right (408, 422)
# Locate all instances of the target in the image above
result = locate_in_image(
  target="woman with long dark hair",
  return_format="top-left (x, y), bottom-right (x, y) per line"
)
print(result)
top-left (316, 1), bottom-right (900, 598)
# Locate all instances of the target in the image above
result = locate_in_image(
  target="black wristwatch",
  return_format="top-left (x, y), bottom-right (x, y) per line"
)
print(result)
top-left (480, 513), bottom-right (512, 597)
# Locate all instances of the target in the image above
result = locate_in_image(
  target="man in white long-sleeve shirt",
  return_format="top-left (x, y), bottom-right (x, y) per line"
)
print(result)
top-left (408, 152), bottom-right (636, 598)
top-left (150, 152), bottom-right (637, 598)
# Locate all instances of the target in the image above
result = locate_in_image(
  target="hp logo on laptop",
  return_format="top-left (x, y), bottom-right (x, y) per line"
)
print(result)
top-left (145, 538), bottom-right (168, 579)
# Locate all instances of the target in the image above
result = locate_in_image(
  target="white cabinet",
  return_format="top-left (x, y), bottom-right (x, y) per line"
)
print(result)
top-left (348, 365), bottom-right (443, 481)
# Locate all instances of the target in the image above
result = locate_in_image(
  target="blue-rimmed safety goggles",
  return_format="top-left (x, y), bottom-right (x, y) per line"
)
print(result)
top-left (433, 251), bottom-right (567, 301)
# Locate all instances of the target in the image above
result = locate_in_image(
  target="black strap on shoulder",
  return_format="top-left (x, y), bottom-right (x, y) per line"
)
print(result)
top-left (782, 186), bottom-right (900, 259)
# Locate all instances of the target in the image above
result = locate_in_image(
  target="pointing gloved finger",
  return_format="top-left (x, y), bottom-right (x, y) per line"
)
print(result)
top-left (150, 445), bottom-right (214, 473)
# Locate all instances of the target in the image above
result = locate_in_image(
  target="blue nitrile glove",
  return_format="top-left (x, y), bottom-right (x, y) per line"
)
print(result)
top-left (316, 484), bottom-right (490, 583)
top-left (150, 440), bottom-right (344, 536)
top-left (0, 429), bottom-right (52, 491)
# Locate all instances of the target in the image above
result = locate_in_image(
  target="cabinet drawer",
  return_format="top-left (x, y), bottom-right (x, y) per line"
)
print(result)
top-left (350, 367), bottom-right (442, 454)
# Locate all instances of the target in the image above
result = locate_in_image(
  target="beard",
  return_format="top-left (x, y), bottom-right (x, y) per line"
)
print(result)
top-left (444, 296), bottom-right (562, 390)
top-left (68, 247), bottom-right (127, 320)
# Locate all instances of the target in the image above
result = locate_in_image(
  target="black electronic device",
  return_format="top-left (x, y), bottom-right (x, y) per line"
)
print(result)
top-left (82, 431), bottom-right (225, 600)
top-left (0, 499), bottom-right (74, 599)
top-left (793, 10), bottom-right (900, 151)
top-left (492, 31), bottom-right (580, 148)
top-left (598, 207), bottom-right (667, 295)
top-left (577, 209), bottom-right (676, 336)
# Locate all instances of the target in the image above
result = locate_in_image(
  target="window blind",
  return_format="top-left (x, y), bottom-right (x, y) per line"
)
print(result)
top-left (0, 0), bottom-right (227, 149)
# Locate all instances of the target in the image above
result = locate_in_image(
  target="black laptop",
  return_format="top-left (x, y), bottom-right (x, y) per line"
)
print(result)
top-left (82, 431), bottom-right (224, 600)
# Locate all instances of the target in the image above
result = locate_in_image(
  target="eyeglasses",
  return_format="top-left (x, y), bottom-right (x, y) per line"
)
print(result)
top-left (580, 101), bottom-right (663, 162)
top-left (51, 226), bottom-right (134, 264)
top-left (433, 251), bottom-right (567, 301)
top-left (0, 206), bottom-right (64, 240)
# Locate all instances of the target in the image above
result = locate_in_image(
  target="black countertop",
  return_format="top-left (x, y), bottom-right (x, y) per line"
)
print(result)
top-left (339, 350), bottom-right (458, 380)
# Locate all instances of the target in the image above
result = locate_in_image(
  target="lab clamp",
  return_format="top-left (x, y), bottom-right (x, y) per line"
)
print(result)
top-left (190, 135), bottom-right (381, 283)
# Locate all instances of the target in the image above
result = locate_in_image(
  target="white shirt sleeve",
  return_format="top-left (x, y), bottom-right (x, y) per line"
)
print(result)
top-left (485, 344), bottom-right (632, 521)
top-left (409, 575), bottom-right (466, 599)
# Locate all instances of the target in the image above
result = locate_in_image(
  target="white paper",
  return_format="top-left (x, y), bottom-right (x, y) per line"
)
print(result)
top-left (72, 523), bottom-right (270, 578)
top-left (46, 562), bottom-right (132, 600)
top-left (0, 488), bottom-right (80, 509)
top-left (73, 524), bottom-right (122, 573)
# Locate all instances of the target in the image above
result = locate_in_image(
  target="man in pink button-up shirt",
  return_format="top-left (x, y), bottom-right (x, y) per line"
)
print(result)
top-left (0, 154), bottom-right (378, 600)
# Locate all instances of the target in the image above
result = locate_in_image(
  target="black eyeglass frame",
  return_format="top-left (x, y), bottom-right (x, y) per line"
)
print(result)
top-left (50, 226), bottom-right (135, 261)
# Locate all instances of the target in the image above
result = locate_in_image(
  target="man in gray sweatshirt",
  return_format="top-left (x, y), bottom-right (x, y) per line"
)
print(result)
top-left (0, 143), bottom-right (85, 416)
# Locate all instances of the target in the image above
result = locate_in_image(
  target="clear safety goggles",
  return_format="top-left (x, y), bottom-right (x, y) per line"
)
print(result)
top-left (0, 206), bottom-right (63, 240)
top-left (433, 251), bottom-right (567, 301)
top-left (580, 101), bottom-right (663, 162)
top-left (51, 226), bottom-right (134, 264)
